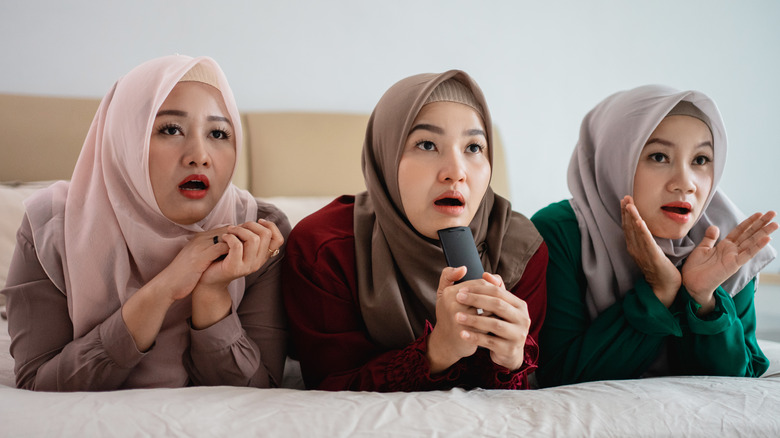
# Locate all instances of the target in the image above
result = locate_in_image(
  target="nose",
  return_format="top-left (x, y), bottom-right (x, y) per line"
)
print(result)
top-left (183, 135), bottom-right (210, 168)
top-left (438, 147), bottom-right (467, 184)
top-left (667, 164), bottom-right (696, 194)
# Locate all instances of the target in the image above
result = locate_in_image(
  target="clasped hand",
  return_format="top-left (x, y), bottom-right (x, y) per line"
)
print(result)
top-left (427, 267), bottom-right (530, 373)
top-left (161, 218), bottom-right (284, 301)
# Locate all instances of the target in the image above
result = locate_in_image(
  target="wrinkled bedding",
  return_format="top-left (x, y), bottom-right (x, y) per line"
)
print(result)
top-left (2, 316), bottom-right (780, 437)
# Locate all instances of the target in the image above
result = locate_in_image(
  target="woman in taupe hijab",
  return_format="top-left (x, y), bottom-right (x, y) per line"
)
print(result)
top-left (282, 71), bottom-right (547, 391)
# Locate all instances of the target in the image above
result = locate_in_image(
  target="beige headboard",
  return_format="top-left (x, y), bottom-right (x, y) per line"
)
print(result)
top-left (0, 93), bottom-right (510, 198)
top-left (1, 94), bottom-right (100, 182)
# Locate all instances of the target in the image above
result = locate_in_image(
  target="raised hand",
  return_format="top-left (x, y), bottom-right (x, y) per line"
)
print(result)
top-left (682, 211), bottom-right (777, 314)
top-left (621, 196), bottom-right (681, 307)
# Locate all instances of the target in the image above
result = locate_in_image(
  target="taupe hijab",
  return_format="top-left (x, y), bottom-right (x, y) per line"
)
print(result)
top-left (354, 70), bottom-right (543, 349)
top-left (568, 84), bottom-right (776, 319)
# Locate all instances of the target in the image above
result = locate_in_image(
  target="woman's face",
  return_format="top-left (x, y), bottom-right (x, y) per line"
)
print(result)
top-left (633, 115), bottom-right (714, 239)
top-left (149, 81), bottom-right (236, 225)
top-left (398, 101), bottom-right (491, 239)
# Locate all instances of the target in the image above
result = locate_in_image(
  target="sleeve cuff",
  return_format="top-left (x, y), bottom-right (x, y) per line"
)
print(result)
top-left (623, 278), bottom-right (682, 337)
top-left (385, 321), bottom-right (466, 390)
top-left (99, 310), bottom-right (146, 369)
top-left (683, 287), bottom-right (736, 335)
top-left (488, 337), bottom-right (537, 389)
top-left (189, 309), bottom-right (243, 353)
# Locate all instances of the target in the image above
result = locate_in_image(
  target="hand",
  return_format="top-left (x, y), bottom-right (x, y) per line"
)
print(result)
top-left (427, 266), bottom-right (479, 374)
top-left (197, 219), bottom-right (284, 290)
top-left (621, 196), bottom-right (681, 307)
top-left (121, 226), bottom-right (232, 350)
top-left (682, 211), bottom-right (777, 314)
top-left (191, 219), bottom-right (284, 329)
top-left (154, 225), bottom-right (234, 302)
top-left (453, 272), bottom-right (530, 371)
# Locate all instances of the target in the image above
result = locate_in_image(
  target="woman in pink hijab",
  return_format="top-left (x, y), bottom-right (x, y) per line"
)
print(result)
top-left (2, 55), bottom-right (289, 390)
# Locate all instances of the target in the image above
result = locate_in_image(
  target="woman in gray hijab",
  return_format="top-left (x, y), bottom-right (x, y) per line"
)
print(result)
top-left (531, 84), bottom-right (777, 387)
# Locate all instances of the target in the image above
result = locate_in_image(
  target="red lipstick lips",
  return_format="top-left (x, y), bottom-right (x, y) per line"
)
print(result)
top-left (178, 174), bottom-right (209, 199)
top-left (661, 201), bottom-right (692, 223)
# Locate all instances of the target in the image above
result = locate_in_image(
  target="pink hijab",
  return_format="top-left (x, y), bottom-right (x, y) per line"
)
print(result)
top-left (23, 55), bottom-right (258, 387)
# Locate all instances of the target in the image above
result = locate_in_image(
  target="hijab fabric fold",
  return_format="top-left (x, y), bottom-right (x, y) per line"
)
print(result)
top-left (354, 70), bottom-right (543, 349)
top-left (568, 84), bottom-right (776, 319)
top-left (24, 55), bottom-right (258, 387)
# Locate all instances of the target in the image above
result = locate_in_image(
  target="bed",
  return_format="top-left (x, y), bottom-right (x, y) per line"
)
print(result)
top-left (1, 92), bottom-right (779, 437)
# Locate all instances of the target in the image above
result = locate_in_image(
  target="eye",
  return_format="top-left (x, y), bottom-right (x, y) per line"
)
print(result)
top-left (210, 129), bottom-right (231, 140)
top-left (648, 152), bottom-right (668, 163)
top-left (692, 155), bottom-right (711, 166)
top-left (415, 140), bottom-right (436, 151)
top-left (466, 143), bottom-right (484, 154)
top-left (159, 124), bottom-right (183, 136)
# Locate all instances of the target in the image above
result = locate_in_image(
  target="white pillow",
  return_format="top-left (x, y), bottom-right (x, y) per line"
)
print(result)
top-left (0, 181), bottom-right (56, 295)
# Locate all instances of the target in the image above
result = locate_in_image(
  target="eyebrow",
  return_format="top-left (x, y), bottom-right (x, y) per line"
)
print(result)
top-left (644, 137), bottom-right (713, 150)
top-left (465, 128), bottom-right (486, 137)
top-left (155, 110), bottom-right (233, 126)
top-left (408, 124), bottom-right (486, 138)
top-left (156, 109), bottom-right (187, 118)
top-left (409, 123), bottom-right (444, 135)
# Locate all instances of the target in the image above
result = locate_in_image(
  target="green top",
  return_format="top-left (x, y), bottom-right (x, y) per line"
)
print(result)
top-left (530, 200), bottom-right (769, 387)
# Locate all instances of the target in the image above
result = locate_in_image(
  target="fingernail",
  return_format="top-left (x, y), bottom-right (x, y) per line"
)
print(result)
top-left (456, 312), bottom-right (467, 322)
top-left (457, 292), bottom-right (468, 301)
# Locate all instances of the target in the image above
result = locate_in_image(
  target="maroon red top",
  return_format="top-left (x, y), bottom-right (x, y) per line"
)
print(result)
top-left (282, 196), bottom-right (548, 391)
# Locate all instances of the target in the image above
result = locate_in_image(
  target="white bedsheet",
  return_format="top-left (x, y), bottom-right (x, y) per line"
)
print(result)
top-left (3, 317), bottom-right (780, 437)
top-left (1, 376), bottom-right (779, 437)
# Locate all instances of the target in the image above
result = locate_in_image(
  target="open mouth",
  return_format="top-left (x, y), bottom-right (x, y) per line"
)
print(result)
top-left (178, 175), bottom-right (210, 191)
top-left (179, 180), bottom-right (208, 191)
top-left (434, 197), bottom-right (464, 207)
top-left (661, 206), bottom-right (690, 215)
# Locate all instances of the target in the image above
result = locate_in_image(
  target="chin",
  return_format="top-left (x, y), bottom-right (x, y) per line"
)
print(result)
top-left (649, 227), bottom-right (690, 241)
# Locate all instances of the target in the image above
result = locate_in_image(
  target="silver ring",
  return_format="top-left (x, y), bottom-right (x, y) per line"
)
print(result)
top-left (268, 248), bottom-right (280, 258)
top-left (476, 308), bottom-right (484, 316)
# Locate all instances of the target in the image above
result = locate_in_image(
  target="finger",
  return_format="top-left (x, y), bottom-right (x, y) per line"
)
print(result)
top-left (630, 208), bottom-right (659, 252)
top-left (735, 221), bottom-right (778, 264)
top-left (220, 232), bottom-right (245, 267)
top-left (226, 225), bottom-right (264, 264)
top-left (744, 212), bottom-right (778, 242)
top-left (235, 221), bottom-right (273, 261)
top-left (456, 289), bottom-right (526, 322)
top-left (441, 266), bottom-right (467, 285)
top-left (195, 233), bottom-right (230, 260)
top-left (460, 327), bottom-right (523, 360)
top-left (257, 218), bottom-right (285, 253)
top-left (622, 202), bottom-right (646, 251)
top-left (697, 225), bottom-right (720, 250)
top-left (726, 212), bottom-right (764, 246)
top-left (482, 272), bottom-right (504, 288)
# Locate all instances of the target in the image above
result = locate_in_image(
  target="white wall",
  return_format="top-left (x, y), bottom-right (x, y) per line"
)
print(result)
top-left (2, 0), bottom-right (778, 271)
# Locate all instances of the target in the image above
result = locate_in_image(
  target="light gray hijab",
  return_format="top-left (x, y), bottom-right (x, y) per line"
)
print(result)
top-left (568, 84), bottom-right (776, 319)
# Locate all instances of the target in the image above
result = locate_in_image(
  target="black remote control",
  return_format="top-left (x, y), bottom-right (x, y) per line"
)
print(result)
top-left (438, 226), bottom-right (484, 284)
